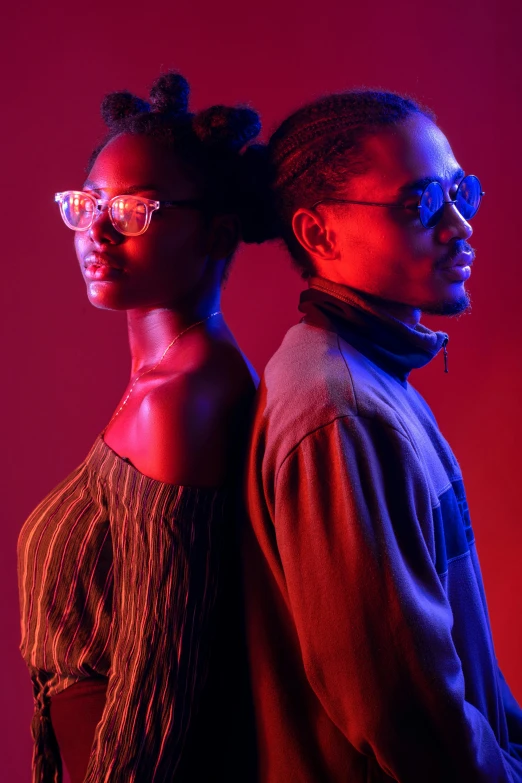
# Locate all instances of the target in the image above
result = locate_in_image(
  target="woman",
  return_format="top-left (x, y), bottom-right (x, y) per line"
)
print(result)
top-left (18, 72), bottom-right (259, 783)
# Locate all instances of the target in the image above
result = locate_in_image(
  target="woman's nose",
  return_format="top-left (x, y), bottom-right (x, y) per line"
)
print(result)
top-left (88, 205), bottom-right (122, 244)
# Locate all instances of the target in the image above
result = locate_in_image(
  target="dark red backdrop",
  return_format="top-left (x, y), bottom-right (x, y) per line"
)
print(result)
top-left (3, 1), bottom-right (521, 779)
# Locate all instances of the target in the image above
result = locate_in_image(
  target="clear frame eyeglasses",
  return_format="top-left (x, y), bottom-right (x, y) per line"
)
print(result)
top-left (54, 191), bottom-right (205, 237)
top-left (311, 174), bottom-right (485, 229)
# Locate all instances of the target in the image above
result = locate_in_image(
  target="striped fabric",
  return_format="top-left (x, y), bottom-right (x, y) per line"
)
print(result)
top-left (18, 435), bottom-right (227, 783)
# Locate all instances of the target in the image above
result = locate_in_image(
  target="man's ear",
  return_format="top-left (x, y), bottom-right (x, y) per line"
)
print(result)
top-left (207, 214), bottom-right (240, 262)
top-left (292, 208), bottom-right (339, 262)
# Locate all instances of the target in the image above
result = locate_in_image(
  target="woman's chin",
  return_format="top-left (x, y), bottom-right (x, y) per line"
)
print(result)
top-left (86, 282), bottom-right (130, 311)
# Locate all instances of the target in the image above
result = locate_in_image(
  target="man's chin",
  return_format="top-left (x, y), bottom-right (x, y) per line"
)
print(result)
top-left (421, 290), bottom-right (471, 317)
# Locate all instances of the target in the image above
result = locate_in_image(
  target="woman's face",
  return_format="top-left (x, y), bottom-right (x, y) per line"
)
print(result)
top-left (74, 132), bottom-right (224, 311)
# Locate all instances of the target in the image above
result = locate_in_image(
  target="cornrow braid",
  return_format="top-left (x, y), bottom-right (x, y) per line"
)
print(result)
top-left (87, 72), bottom-right (261, 274)
top-left (241, 89), bottom-right (434, 278)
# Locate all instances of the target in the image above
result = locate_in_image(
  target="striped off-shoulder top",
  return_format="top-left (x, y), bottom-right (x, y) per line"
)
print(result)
top-left (17, 435), bottom-right (229, 783)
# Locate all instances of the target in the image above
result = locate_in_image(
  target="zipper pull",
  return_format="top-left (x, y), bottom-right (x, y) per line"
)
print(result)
top-left (442, 337), bottom-right (449, 373)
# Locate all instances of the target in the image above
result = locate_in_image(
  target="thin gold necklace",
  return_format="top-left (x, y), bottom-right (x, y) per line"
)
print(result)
top-left (107, 310), bottom-right (222, 426)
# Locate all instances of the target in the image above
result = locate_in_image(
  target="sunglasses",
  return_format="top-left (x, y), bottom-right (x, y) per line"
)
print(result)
top-left (311, 174), bottom-right (484, 229)
top-left (54, 191), bottom-right (205, 237)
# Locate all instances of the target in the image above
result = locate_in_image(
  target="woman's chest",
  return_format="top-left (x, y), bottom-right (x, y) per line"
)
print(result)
top-left (18, 469), bottom-right (113, 611)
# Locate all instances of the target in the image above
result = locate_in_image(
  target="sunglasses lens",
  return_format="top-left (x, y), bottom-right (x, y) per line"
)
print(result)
top-left (60, 192), bottom-right (95, 230)
top-left (110, 197), bottom-right (148, 236)
top-left (455, 175), bottom-right (482, 220)
top-left (419, 181), bottom-right (444, 228)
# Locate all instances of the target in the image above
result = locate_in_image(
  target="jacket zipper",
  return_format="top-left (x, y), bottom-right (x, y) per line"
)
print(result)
top-left (442, 337), bottom-right (449, 373)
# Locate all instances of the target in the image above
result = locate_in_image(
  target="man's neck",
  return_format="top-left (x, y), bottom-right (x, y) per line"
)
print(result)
top-left (308, 277), bottom-right (422, 328)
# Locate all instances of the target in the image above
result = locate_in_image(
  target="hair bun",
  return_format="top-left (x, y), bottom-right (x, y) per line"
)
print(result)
top-left (149, 72), bottom-right (190, 115)
top-left (236, 144), bottom-right (281, 243)
top-left (193, 105), bottom-right (261, 151)
top-left (101, 91), bottom-right (149, 127)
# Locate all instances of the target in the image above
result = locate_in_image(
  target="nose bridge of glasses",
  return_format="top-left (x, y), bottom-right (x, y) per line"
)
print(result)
top-left (90, 197), bottom-right (120, 227)
top-left (93, 196), bottom-right (110, 214)
top-left (448, 196), bottom-right (476, 226)
top-left (87, 196), bottom-right (120, 234)
top-left (440, 199), bottom-right (473, 239)
top-left (85, 194), bottom-right (122, 212)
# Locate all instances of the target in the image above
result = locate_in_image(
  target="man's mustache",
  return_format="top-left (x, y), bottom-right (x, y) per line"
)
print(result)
top-left (437, 239), bottom-right (475, 268)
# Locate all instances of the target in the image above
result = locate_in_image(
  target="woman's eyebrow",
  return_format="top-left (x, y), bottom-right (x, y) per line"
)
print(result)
top-left (395, 168), bottom-right (466, 197)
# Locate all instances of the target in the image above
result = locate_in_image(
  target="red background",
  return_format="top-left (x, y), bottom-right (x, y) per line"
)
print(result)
top-left (3, 1), bottom-right (521, 779)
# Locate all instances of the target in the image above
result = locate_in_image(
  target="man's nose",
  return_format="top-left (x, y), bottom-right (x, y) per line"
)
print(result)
top-left (436, 201), bottom-right (473, 244)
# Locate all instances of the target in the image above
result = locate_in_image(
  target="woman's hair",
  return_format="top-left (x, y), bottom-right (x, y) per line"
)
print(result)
top-left (241, 89), bottom-right (434, 278)
top-left (88, 72), bottom-right (261, 270)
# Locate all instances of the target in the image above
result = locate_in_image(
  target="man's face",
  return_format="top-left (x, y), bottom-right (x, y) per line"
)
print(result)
top-left (312, 113), bottom-right (475, 316)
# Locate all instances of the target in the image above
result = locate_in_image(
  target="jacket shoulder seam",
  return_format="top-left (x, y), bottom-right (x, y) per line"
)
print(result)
top-left (275, 413), bottom-right (413, 484)
top-left (336, 333), bottom-right (359, 416)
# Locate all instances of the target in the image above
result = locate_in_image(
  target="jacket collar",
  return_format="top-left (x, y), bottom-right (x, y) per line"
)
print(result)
top-left (298, 277), bottom-right (449, 382)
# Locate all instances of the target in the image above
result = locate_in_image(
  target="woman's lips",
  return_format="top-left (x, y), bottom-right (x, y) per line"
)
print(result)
top-left (84, 256), bottom-right (124, 281)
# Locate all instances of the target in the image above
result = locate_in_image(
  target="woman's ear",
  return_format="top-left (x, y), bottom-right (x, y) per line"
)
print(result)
top-left (207, 214), bottom-right (241, 262)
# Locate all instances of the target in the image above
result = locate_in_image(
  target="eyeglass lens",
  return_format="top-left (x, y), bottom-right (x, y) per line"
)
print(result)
top-left (110, 197), bottom-right (148, 235)
top-left (61, 192), bottom-right (95, 230)
top-left (419, 175), bottom-right (482, 229)
top-left (59, 193), bottom-right (149, 236)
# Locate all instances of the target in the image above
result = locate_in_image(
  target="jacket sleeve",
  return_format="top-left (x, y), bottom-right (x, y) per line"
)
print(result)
top-left (83, 477), bottom-right (227, 783)
top-left (498, 667), bottom-right (522, 760)
top-left (274, 414), bottom-right (522, 783)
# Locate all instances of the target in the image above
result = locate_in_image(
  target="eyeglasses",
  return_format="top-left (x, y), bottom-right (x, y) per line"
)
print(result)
top-left (311, 174), bottom-right (485, 229)
top-left (54, 190), bottom-right (205, 236)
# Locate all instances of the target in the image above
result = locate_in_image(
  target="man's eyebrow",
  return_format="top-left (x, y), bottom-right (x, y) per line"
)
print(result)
top-left (395, 168), bottom-right (466, 196)
top-left (82, 182), bottom-right (162, 194)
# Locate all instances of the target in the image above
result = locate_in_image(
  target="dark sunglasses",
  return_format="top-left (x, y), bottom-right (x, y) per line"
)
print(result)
top-left (311, 174), bottom-right (484, 229)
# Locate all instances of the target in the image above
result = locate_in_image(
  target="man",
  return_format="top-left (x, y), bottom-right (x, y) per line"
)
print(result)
top-left (243, 92), bottom-right (522, 781)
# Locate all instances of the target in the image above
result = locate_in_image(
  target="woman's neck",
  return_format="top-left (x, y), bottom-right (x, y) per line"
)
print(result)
top-left (126, 289), bottom-right (222, 374)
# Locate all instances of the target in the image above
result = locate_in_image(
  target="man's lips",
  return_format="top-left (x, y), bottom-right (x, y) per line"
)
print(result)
top-left (438, 250), bottom-right (474, 282)
top-left (438, 250), bottom-right (475, 271)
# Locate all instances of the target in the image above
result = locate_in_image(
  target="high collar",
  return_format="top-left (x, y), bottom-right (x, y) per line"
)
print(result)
top-left (298, 277), bottom-right (449, 383)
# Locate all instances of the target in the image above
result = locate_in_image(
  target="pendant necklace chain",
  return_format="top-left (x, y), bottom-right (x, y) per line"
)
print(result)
top-left (107, 311), bottom-right (221, 427)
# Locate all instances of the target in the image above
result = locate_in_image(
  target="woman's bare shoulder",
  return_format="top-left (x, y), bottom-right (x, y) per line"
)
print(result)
top-left (134, 340), bottom-right (257, 486)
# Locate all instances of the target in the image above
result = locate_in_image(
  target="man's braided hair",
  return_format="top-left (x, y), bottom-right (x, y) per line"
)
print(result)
top-left (242, 90), bottom-right (434, 278)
